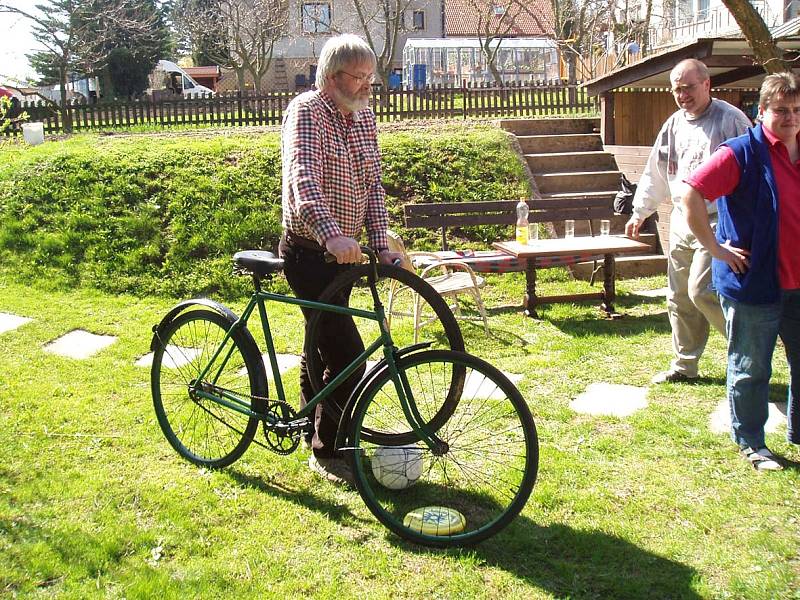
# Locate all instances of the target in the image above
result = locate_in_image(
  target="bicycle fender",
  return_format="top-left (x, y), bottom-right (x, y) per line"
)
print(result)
top-left (333, 342), bottom-right (433, 452)
top-left (149, 298), bottom-right (243, 352)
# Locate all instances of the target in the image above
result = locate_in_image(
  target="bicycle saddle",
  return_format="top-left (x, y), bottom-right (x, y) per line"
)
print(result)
top-left (233, 250), bottom-right (284, 276)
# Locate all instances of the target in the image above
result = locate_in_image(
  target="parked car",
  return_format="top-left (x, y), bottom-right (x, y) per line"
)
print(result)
top-left (149, 60), bottom-right (214, 99)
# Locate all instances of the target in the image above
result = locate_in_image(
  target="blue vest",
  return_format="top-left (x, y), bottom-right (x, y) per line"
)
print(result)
top-left (714, 124), bottom-right (781, 304)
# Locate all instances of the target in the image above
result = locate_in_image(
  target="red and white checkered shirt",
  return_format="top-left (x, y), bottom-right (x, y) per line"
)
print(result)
top-left (281, 89), bottom-right (389, 251)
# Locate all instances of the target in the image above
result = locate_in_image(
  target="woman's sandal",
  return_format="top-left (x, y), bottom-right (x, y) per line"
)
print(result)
top-left (741, 446), bottom-right (783, 471)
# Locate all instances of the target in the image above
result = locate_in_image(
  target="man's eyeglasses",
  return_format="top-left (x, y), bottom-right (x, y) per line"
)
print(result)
top-left (671, 83), bottom-right (699, 95)
top-left (338, 70), bottom-right (375, 85)
top-left (767, 106), bottom-right (800, 117)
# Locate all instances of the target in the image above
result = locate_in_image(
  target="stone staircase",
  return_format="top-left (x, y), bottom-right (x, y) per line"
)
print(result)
top-left (500, 117), bottom-right (667, 279)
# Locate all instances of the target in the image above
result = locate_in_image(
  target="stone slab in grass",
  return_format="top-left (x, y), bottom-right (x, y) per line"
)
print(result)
top-left (463, 370), bottom-right (523, 400)
top-left (570, 382), bottom-right (648, 417)
top-left (259, 353), bottom-right (302, 380)
top-left (633, 287), bottom-right (669, 298)
top-left (44, 329), bottom-right (117, 359)
top-left (0, 312), bottom-right (32, 334)
top-left (709, 399), bottom-right (788, 434)
top-left (135, 346), bottom-right (202, 369)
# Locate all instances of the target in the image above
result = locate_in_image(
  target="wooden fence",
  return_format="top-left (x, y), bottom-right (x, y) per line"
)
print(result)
top-left (5, 81), bottom-right (598, 135)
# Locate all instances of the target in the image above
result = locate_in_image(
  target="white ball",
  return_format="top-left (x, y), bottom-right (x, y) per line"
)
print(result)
top-left (370, 445), bottom-right (423, 490)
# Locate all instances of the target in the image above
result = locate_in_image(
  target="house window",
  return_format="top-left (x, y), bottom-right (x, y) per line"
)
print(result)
top-left (302, 3), bottom-right (331, 33)
top-left (412, 10), bottom-right (425, 30)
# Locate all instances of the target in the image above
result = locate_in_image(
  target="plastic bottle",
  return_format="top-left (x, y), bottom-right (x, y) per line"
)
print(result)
top-left (515, 199), bottom-right (529, 244)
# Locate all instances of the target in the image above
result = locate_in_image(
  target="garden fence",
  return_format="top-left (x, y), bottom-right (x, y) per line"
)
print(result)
top-left (5, 80), bottom-right (598, 135)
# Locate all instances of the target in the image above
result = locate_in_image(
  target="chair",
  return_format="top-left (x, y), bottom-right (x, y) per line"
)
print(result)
top-left (386, 230), bottom-right (489, 340)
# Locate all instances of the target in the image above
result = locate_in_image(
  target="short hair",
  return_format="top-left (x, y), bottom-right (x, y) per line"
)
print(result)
top-left (670, 58), bottom-right (710, 82)
top-left (315, 35), bottom-right (376, 89)
top-left (758, 72), bottom-right (800, 108)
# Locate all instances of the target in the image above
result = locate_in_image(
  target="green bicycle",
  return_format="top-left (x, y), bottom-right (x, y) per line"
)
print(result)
top-left (150, 247), bottom-right (538, 547)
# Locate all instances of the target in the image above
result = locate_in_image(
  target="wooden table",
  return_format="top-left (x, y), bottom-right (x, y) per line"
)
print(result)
top-left (493, 236), bottom-right (652, 318)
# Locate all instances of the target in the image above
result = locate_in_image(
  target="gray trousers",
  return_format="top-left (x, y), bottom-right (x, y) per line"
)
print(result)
top-left (666, 208), bottom-right (727, 377)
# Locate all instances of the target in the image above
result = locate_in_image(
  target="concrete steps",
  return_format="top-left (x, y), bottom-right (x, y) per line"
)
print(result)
top-left (501, 116), bottom-right (666, 278)
top-left (534, 170), bottom-right (622, 194)
top-left (526, 151), bottom-right (618, 173)
top-left (500, 117), bottom-right (598, 136)
top-left (517, 134), bottom-right (603, 154)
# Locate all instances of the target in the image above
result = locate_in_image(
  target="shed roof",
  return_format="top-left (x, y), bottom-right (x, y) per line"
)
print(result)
top-left (584, 37), bottom-right (800, 96)
top-left (184, 66), bottom-right (222, 79)
top-left (444, 0), bottom-right (554, 37)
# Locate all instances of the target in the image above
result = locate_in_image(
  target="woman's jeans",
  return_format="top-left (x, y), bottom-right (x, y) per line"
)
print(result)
top-left (720, 290), bottom-right (800, 449)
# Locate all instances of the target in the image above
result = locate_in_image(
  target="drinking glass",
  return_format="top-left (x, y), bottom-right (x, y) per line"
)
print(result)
top-left (527, 223), bottom-right (538, 244)
top-left (600, 219), bottom-right (611, 236)
top-left (564, 219), bottom-right (575, 238)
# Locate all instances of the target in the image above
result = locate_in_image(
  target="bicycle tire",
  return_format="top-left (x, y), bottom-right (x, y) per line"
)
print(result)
top-left (348, 350), bottom-right (538, 548)
top-left (151, 308), bottom-right (267, 468)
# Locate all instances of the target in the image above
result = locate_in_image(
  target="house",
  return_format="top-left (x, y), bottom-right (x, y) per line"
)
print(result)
top-left (443, 0), bottom-right (554, 39)
top-left (214, 0), bottom-right (555, 92)
top-left (625, 0), bottom-right (796, 55)
top-left (216, 0), bottom-right (444, 92)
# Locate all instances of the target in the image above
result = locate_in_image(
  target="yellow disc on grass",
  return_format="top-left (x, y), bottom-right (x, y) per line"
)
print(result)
top-left (403, 505), bottom-right (466, 536)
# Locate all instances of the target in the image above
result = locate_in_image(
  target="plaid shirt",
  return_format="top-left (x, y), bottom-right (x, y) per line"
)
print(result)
top-left (281, 89), bottom-right (389, 251)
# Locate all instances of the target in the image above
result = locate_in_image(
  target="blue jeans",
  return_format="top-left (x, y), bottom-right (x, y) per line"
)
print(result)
top-left (721, 290), bottom-right (800, 449)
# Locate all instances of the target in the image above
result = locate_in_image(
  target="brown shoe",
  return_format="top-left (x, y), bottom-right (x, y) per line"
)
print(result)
top-left (308, 455), bottom-right (355, 487)
top-left (651, 370), bottom-right (699, 384)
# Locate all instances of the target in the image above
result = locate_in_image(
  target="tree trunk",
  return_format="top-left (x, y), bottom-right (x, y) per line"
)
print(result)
top-left (59, 67), bottom-right (73, 134)
top-left (721, 0), bottom-right (792, 73)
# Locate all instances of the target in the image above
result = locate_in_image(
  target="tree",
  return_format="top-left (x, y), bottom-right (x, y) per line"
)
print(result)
top-left (346, 0), bottom-right (415, 91)
top-left (174, 0), bottom-right (289, 92)
top-left (169, 0), bottom-right (228, 66)
top-left (87, 0), bottom-right (172, 98)
top-left (462, 0), bottom-right (554, 86)
top-left (720, 0), bottom-right (793, 73)
top-left (550, 0), bottom-right (650, 82)
top-left (0, 0), bottom-right (161, 131)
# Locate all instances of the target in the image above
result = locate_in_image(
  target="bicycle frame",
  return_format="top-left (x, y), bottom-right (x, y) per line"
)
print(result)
top-left (187, 257), bottom-right (442, 450)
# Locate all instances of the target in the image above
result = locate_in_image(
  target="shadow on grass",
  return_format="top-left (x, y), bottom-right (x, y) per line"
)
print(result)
top-left (224, 468), bottom-right (371, 528)
top-left (396, 515), bottom-right (703, 599)
top-left (545, 308), bottom-right (672, 338)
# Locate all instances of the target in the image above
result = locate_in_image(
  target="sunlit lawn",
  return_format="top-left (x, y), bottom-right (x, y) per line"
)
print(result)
top-left (1, 270), bottom-right (798, 598)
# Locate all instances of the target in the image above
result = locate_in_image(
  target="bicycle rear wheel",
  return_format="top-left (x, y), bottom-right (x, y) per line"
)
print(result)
top-left (151, 308), bottom-right (267, 468)
top-left (348, 350), bottom-right (538, 547)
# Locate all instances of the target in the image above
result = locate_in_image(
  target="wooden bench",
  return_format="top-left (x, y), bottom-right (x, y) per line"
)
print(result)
top-left (404, 197), bottom-right (615, 252)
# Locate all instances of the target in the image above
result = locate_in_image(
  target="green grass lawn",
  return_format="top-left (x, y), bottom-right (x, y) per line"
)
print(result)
top-left (1, 272), bottom-right (798, 599)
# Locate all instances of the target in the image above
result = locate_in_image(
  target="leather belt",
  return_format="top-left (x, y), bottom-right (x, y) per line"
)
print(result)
top-left (284, 230), bottom-right (324, 252)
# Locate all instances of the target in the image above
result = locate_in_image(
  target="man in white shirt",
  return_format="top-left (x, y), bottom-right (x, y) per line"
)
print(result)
top-left (626, 59), bottom-right (751, 384)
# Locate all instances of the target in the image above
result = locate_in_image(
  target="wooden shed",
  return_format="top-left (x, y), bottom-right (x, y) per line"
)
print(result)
top-left (584, 36), bottom-right (800, 147)
top-left (583, 37), bottom-right (800, 246)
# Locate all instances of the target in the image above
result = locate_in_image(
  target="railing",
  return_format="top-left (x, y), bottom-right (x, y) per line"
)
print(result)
top-left (3, 81), bottom-right (598, 135)
top-left (648, 2), bottom-right (777, 50)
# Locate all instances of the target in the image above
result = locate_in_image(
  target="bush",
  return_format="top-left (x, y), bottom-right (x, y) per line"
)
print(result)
top-left (0, 125), bottom-right (528, 298)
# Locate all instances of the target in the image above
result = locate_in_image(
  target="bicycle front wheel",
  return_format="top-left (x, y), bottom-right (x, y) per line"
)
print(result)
top-left (151, 308), bottom-right (267, 468)
top-left (348, 350), bottom-right (538, 547)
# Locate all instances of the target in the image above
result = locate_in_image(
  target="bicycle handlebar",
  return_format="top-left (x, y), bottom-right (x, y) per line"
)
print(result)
top-left (323, 246), bottom-right (398, 266)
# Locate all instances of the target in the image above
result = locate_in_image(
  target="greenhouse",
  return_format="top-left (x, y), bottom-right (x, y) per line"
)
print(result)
top-left (402, 38), bottom-right (559, 88)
